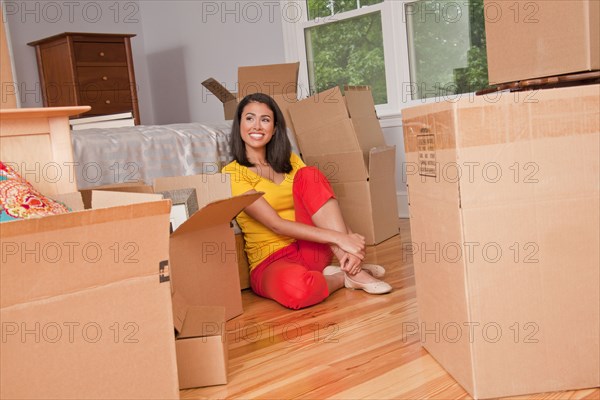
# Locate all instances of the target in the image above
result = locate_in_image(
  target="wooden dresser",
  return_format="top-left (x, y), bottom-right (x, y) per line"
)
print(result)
top-left (28, 32), bottom-right (140, 124)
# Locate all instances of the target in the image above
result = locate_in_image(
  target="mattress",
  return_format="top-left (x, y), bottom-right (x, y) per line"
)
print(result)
top-left (71, 122), bottom-right (234, 189)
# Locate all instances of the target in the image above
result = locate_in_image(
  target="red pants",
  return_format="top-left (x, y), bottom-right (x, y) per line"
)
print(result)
top-left (250, 166), bottom-right (335, 310)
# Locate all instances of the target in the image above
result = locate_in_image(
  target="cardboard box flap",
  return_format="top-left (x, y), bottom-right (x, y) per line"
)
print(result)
top-left (295, 118), bottom-right (362, 158)
top-left (154, 174), bottom-right (232, 210)
top-left (91, 190), bottom-right (164, 209)
top-left (171, 192), bottom-right (263, 238)
top-left (53, 191), bottom-right (85, 212)
top-left (343, 86), bottom-right (378, 118)
top-left (80, 183), bottom-right (153, 209)
top-left (344, 86), bottom-right (387, 153)
top-left (237, 62), bottom-right (299, 99)
top-left (368, 145), bottom-right (396, 180)
top-left (86, 181), bottom-right (150, 190)
top-left (178, 306), bottom-right (226, 339)
top-left (303, 151), bottom-right (368, 183)
top-left (289, 87), bottom-right (349, 134)
top-left (172, 291), bottom-right (188, 334)
top-left (202, 78), bottom-right (237, 103)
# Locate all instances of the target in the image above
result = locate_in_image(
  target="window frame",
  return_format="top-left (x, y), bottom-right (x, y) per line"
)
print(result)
top-left (281, 0), bottom-right (474, 118)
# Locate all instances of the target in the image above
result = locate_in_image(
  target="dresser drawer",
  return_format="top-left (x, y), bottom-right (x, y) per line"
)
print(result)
top-left (77, 66), bottom-right (131, 90)
top-left (80, 89), bottom-right (134, 115)
top-left (74, 42), bottom-right (127, 64)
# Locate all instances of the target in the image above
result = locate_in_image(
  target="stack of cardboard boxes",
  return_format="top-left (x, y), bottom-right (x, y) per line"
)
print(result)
top-left (402, 1), bottom-right (599, 398)
top-left (79, 175), bottom-right (262, 390)
top-left (288, 86), bottom-right (399, 245)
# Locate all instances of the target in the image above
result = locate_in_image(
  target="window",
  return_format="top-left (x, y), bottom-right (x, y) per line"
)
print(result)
top-left (306, 0), bottom-right (384, 19)
top-left (305, 10), bottom-right (387, 104)
top-left (282, 0), bottom-right (489, 116)
top-left (304, 0), bottom-right (387, 104)
top-left (405, 0), bottom-right (489, 100)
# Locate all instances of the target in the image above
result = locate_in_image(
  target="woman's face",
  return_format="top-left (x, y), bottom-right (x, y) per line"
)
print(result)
top-left (239, 101), bottom-right (275, 152)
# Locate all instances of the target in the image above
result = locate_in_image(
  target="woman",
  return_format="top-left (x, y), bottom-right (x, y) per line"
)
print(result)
top-left (222, 92), bottom-right (392, 310)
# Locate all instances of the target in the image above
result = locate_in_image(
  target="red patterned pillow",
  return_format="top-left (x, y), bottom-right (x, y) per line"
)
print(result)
top-left (0, 161), bottom-right (70, 222)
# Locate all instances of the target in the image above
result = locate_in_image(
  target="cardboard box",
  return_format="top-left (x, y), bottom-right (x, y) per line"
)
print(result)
top-left (84, 186), bottom-right (254, 387)
top-left (153, 174), bottom-right (261, 320)
top-left (401, 84), bottom-right (600, 398)
top-left (484, 0), bottom-right (600, 85)
top-left (288, 86), bottom-right (399, 245)
top-left (202, 62), bottom-right (299, 126)
top-left (83, 176), bottom-right (256, 298)
top-left (0, 195), bottom-right (179, 399)
top-left (171, 293), bottom-right (227, 389)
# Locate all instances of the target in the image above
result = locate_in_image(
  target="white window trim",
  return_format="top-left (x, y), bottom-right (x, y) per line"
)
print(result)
top-left (280, 0), bottom-right (476, 119)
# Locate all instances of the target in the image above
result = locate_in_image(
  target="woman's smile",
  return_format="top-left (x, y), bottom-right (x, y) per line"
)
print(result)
top-left (240, 101), bottom-right (275, 150)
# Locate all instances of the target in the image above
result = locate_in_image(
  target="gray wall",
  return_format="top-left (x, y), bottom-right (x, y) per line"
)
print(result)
top-left (4, 0), bottom-right (154, 123)
top-left (138, 1), bottom-right (285, 124)
top-left (4, 0), bottom-right (286, 125)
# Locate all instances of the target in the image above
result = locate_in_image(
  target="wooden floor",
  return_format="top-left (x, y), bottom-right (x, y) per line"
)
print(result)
top-left (181, 219), bottom-right (599, 400)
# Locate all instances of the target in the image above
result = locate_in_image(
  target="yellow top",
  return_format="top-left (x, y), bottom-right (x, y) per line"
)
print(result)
top-left (222, 153), bottom-right (305, 271)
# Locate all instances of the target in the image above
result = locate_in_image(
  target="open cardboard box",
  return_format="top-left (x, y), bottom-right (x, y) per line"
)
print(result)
top-left (90, 185), bottom-right (258, 389)
top-left (401, 84), bottom-right (600, 398)
top-left (156, 180), bottom-right (261, 321)
top-left (91, 174), bottom-right (261, 320)
top-left (202, 62), bottom-right (299, 129)
top-left (80, 178), bottom-right (255, 293)
top-left (154, 174), bottom-right (261, 320)
top-left (484, 0), bottom-right (599, 85)
top-left (0, 192), bottom-right (179, 399)
top-left (288, 86), bottom-right (399, 245)
top-left (171, 292), bottom-right (227, 389)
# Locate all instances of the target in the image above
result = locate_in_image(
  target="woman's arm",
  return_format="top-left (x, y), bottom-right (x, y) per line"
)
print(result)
top-left (242, 191), bottom-right (365, 258)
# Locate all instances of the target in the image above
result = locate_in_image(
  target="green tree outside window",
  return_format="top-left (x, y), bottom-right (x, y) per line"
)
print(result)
top-left (304, 0), bottom-right (489, 104)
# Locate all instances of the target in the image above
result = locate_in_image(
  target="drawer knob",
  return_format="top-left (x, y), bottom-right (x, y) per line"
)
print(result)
top-left (99, 52), bottom-right (105, 57)
top-left (105, 100), bottom-right (111, 104)
top-left (102, 76), bottom-right (108, 81)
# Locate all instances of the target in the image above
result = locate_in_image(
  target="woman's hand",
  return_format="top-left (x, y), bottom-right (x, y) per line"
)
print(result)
top-left (339, 252), bottom-right (363, 275)
top-left (335, 232), bottom-right (366, 258)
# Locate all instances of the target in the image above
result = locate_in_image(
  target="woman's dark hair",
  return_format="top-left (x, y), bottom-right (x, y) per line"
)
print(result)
top-left (230, 92), bottom-right (293, 174)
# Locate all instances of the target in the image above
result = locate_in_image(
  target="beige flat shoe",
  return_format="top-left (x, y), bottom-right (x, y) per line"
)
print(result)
top-left (322, 264), bottom-right (386, 278)
top-left (361, 264), bottom-right (386, 278)
top-left (344, 274), bottom-right (392, 295)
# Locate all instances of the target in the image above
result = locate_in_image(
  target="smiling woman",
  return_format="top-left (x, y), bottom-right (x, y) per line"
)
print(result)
top-left (222, 92), bottom-right (392, 311)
